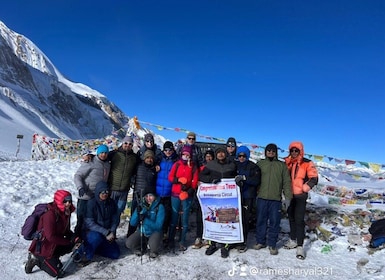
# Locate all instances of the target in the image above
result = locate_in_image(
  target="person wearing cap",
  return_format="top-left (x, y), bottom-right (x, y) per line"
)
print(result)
top-left (155, 141), bottom-right (179, 245)
top-left (192, 148), bottom-right (215, 249)
top-left (234, 146), bottom-right (261, 253)
top-left (254, 143), bottom-right (292, 256)
top-left (25, 190), bottom-right (76, 277)
top-left (226, 137), bottom-right (237, 162)
top-left (283, 141), bottom-right (318, 260)
top-left (137, 133), bottom-right (162, 171)
top-left (125, 191), bottom-right (165, 258)
top-left (74, 144), bottom-right (111, 238)
top-left (108, 136), bottom-right (139, 219)
top-left (167, 145), bottom-right (199, 251)
top-left (127, 149), bottom-right (158, 237)
top-left (73, 181), bottom-right (120, 265)
top-left (198, 146), bottom-right (237, 258)
top-left (176, 131), bottom-right (204, 168)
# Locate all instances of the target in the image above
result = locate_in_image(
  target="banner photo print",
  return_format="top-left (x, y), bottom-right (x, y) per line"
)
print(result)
top-left (197, 179), bottom-right (243, 244)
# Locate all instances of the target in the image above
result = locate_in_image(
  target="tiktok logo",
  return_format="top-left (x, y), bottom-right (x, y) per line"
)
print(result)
top-left (228, 265), bottom-right (248, 277)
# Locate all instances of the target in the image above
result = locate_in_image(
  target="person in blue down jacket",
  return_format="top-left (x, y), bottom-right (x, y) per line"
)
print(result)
top-left (74, 181), bottom-right (120, 265)
top-left (125, 191), bottom-right (165, 258)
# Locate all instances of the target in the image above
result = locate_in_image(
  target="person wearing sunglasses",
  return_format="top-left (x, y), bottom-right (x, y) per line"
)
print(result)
top-left (176, 132), bottom-right (204, 168)
top-left (254, 143), bottom-right (292, 256)
top-left (226, 137), bottom-right (237, 162)
top-left (283, 141), bottom-right (318, 260)
top-left (234, 146), bottom-right (261, 253)
top-left (137, 133), bottom-right (162, 172)
top-left (73, 181), bottom-right (120, 265)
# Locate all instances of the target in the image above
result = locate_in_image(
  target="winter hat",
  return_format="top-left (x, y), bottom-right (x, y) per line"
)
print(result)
top-left (95, 181), bottom-right (109, 196)
top-left (215, 146), bottom-right (226, 155)
top-left (265, 143), bottom-right (278, 152)
top-left (236, 146), bottom-right (250, 160)
top-left (143, 150), bottom-right (155, 160)
top-left (181, 145), bottom-right (192, 155)
top-left (96, 144), bottom-right (109, 155)
top-left (187, 132), bottom-right (196, 139)
top-left (122, 136), bottom-right (133, 144)
top-left (226, 137), bottom-right (237, 147)
top-left (205, 149), bottom-right (215, 159)
top-left (54, 190), bottom-right (74, 212)
top-left (144, 133), bottom-right (154, 143)
top-left (163, 141), bottom-right (174, 150)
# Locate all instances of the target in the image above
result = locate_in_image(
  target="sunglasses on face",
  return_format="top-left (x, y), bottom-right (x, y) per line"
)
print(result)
top-left (63, 199), bottom-right (72, 204)
top-left (227, 145), bottom-right (235, 148)
top-left (238, 154), bottom-right (247, 158)
top-left (164, 148), bottom-right (173, 152)
top-left (101, 190), bottom-right (109, 195)
top-left (266, 149), bottom-right (276, 153)
top-left (290, 148), bottom-right (300, 153)
top-left (124, 142), bottom-right (133, 145)
top-left (187, 137), bottom-right (195, 140)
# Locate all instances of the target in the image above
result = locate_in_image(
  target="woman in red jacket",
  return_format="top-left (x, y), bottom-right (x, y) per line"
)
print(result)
top-left (284, 141), bottom-right (318, 260)
top-left (25, 190), bottom-right (76, 277)
top-left (167, 145), bottom-right (199, 251)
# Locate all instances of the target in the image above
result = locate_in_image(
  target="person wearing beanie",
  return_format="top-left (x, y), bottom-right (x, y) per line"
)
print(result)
top-left (74, 144), bottom-right (111, 237)
top-left (74, 181), bottom-right (120, 265)
top-left (108, 135), bottom-right (139, 222)
top-left (155, 141), bottom-right (179, 244)
top-left (25, 190), bottom-right (76, 277)
top-left (233, 146), bottom-right (261, 253)
top-left (198, 145), bottom-right (237, 258)
top-left (176, 131), bottom-right (204, 168)
top-left (126, 192), bottom-right (165, 258)
top-left (283, 141), bottom-right (318, 260)
top-left (137, 133), bottom-right (162, 172)
top-left (254, 143), bottom-right (292, 256)
top-left (127, 146), bottom-right (158, 237)
top-left (226, 137), bottom-right (237, 162)
top-left (167, 145), bottom-right (199, 252)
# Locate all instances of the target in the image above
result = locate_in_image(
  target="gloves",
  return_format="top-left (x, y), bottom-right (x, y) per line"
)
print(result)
top-left (178, 177), bottom-right (188, 184)
top-left (235, 175), bottom-right (246, 186)
top-left (136, 204), bottom-right (143, 214)
top-left (187, 188), bottom-right (195, 198)
top-left (181, 184), bottom-right (188, 191)
top-left (106, 231), bottom-right (115, 242)
top-left (212, 179), bottom-right (221, 184)
top-left (78, 188), bottom-right (86, 197)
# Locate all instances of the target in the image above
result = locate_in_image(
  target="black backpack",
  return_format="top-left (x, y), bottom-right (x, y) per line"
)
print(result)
top-left (21, 203), bottom-right (49, 240)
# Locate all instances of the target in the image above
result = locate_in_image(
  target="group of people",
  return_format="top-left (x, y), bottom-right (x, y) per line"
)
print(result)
top-left (24, 132), bottom-right (319, 278)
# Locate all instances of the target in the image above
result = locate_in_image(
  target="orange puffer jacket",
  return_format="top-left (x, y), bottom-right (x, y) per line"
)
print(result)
top-left (284, 141), bottom-right (318, 195)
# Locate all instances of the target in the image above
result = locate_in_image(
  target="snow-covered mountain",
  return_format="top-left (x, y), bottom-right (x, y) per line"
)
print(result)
top-left (0, 20), bottom-right (130, 159)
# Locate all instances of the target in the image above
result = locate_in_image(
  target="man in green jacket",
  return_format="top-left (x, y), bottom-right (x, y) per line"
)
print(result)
top-left (253, 143), bottom-right (292, 255)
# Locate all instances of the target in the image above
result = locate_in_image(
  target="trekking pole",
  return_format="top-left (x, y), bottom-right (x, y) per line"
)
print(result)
top-left (135, 190), bottom-right (144, 264)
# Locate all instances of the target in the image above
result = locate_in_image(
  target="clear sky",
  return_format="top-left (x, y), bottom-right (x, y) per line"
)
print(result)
top-left (1, 0), bottom-right (384, 164)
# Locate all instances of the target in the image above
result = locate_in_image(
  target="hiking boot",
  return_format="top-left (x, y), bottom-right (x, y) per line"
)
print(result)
top-left (205, 244), bottom-right (218, 255)
top-left (269, 246), bottom-right (278, 255)
top-left (253, 243), bottom-right (266, 250)
top-left (25, 253), bottom-right (39, 274)
top-left (134, 249), bottom-right (146, 256)
top-left (202, 239), bottom-right (209, 248)
top-left (179, 243), bottom-right (187, 251)
top-left (237, 243), bottom-right (248, 253)
top-left (296, 246), bottom-right (305, 260)
top-left (192, 237), bottom-right (202, 249)
top-left (284, 239), bottom-right (298, 249)
top-left (149, 252), bottom-right (159, 259)
top-left (221, 245), bottom-right (230, 258)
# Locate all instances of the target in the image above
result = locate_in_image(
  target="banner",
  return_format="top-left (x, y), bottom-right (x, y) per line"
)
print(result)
top-left (197, 179), bottom-right (243, 244)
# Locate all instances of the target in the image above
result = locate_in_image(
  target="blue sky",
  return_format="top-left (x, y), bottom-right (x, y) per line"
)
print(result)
top-left (1, 0), bottom-right (384, 164)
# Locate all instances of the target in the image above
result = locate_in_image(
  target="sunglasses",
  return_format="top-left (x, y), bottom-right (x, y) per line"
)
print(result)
top-left (187, 137), bottom-right (195, 140)
top-left (63, 199), bottom-right (72, 204)
top-left (164, 148), bottom-right (173, 152)
top-left (101, 190), bottom-right (109, 195)
top-left (290, 148), bottom-right (300, 153)
top-left (124, 142), bottom-right (133, 145)
top-left (227, 144), bottom-right (235, 148)
top-left (238, 154), bottom-right (247, 158)
top-left (266, 149), bottom-right (276, 153)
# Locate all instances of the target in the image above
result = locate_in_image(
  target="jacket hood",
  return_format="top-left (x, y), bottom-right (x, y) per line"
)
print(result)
top-left (95, 181), bottom-right (109, 196)
top-left (54, 189), bottom-right (75, 213)
top-left (236, 145), bottom-right (250, 160)
top-left (289, 141), bottom-right (304, 158)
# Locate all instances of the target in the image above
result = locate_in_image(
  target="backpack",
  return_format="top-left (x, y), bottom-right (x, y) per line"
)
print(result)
top-left (21, 203), bottom-right (49, 240)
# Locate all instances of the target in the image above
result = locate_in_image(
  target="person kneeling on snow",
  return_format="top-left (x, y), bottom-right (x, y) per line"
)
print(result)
top-left (74, 181), bottom-right (120, 265)
top-left (125, 191), bottom-right (165, 258)
top-left (25, 190), bottom-right (76, 278)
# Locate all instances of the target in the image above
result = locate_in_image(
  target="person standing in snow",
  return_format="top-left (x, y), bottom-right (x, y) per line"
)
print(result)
top-left (198, 146), bottom-right (237, 258)
top-left (167, 145), bottom-right (199, 251)
top-left (108, 136), bottom-right (139, 219)
top-left (283, 141), bottom-right (318, 260)
top-left (234, 146), bottom-right (261, 253)
top-left (73, 181), bottom-right (120, 265)
top-left (254, 143), bottom-right (292, 256)
top-left (155, 141), bottom-right (179, 245)
top-left (25, 190), bottom-right (76, 278)
top-left (74, 144), bottom-right (111, 237)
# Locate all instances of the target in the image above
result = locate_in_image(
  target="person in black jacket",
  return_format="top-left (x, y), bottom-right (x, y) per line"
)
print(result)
top-left (234, 146), bottom-right (261, 253)
top-left (74, 181), bottom-right (120, 265)
top-left (198, 147), bottom-right (237, 258)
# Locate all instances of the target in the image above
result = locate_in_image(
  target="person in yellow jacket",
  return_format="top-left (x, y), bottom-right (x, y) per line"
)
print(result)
top-left (284, 141), bottom-right (318, 260)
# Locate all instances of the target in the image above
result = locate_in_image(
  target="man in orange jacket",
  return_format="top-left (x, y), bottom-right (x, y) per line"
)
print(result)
top-left (284, 141), bottom-right (318, 260)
